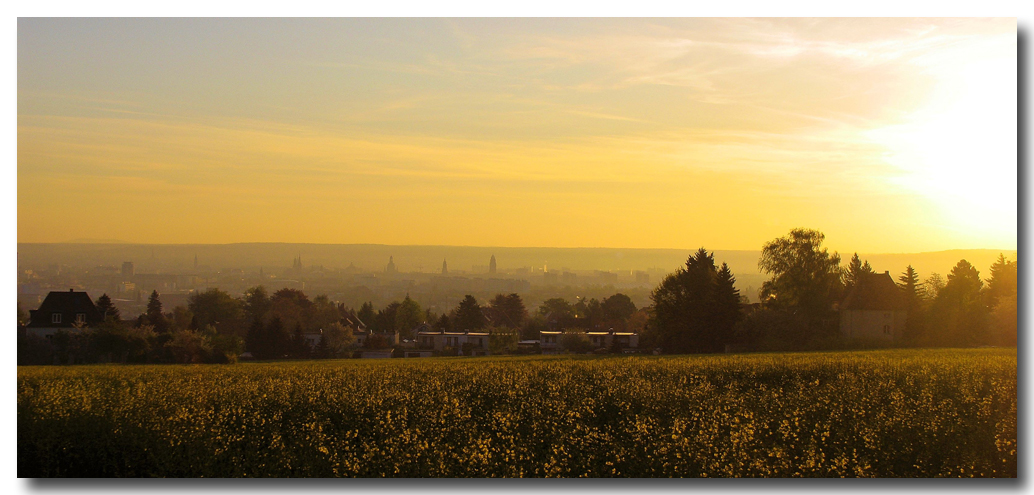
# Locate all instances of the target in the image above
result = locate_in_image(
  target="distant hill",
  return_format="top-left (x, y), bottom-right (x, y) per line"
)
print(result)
top-left (60, 238), bottom-right (130, 244)
top-left (16, 243), bottom-right (1016, 283)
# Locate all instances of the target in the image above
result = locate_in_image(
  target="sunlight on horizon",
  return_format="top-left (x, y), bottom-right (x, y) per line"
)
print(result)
top-left (17, 18), bottom-right (1018, 253)
top-left (867, 31), bottom-right (1017, 249)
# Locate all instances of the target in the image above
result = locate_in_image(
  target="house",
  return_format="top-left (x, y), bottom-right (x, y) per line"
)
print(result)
top-left (540, 331), bottom-right (562, 354)
top-left (353, 329), bottom-right (400, 348)
top-left (840, 271), bottom-right (908, 342)
top-left (25, 289), bottom-right (103, 338)
top-left (415, 327), bottom-right (490, 356)
top-left (539, 329), bottom-right (640, 354)
top-left (587, 330), bottom-right (639, 352)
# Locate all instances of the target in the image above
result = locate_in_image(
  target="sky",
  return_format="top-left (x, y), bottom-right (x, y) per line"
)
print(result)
top-left (16, 18), bottom-right (1018, 253)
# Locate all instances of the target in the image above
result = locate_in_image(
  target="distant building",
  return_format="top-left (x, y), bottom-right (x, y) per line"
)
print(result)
top-left (634, 270), bottom-right (650, 284)
top-left (121, 261), bottom-right (134, 279)
top-left (25, 289), bottom-right (104, 338)
top-left (594, 270), bottom-right (618, 283)
top-left (489, 255), bottom-right (497, 274)
top-left (415, 326), bottom-right (490, 356)
top-left (840, 271), bottom-right (908, 342)
top-left (442, 259), bottom-right (448, 275)
top-left (587, 330), bottom-right (639, 351)
top-left (539, 329), bottom-right (639, 354)
top-left (386, 256), bottom-right (398, 275)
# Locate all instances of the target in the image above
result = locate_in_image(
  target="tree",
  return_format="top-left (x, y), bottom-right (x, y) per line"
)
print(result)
top-left (434, 313), bottom-right (451, 332)
top-left (365, 333), bottom-right (390, 350)
top-left (488, 293), bottom-right (528, 329)
top-left (356, 302), bottom-right (375, 328)
top-left (487, 326), bottom-right (519, 355)
top-left (95, 293), bottom-right (121, 322)
top-left (924, 273), bottom-right (946, 299)
top-left (205, 325), bottom-right (244, 364)
top-left (171, 306), bottom-right (194, 332)
top-left (373, 301), bottom-right (401, 333)
top-left (600, 293), bottom-right (637, 330)
top-left (538, 298), bottom-right (574, 329)
top-left (241, 286), bottom-right (271, 323)
top-left (247, 316), bottom-right (289, 360)
top-left (985, 254), bottom-right (1017, 308)
top-left (453, 295), bottom-right (487, 331)
top-left (845, 253), bottom-right (875, 292)
top-left (269, 288), bottom-right (313, 333)
top-left (584, 298), bottom-right (603, 328)
top-left (309, 294), bottom-right (341, 331)
top-left (86, 318), bottom-right (151, 363)
top-left (985, 254), bottom-right (1017, 346)
top-left (188, 288), bottom-right (243, 330)
top-left (897, 265), bottom-right (925, 344)
top-left (558, 331), bottom-right (593, 354)
top-left (927, 260), bottom-right (987, 347)
top-left (290, 323), bottom-right (310, 359)
top-left (713, 263), bottom-right (742, 340)
top-left (650, 248), bottom-right (742, 354)
top-left (758, 228), bottom-right (843, 341)
top-left (322, 321), bottom-right (356, 357)
top-left (165, 329), bottom-right (212, 364)
top-left (315, 333), bottom-right (331, 359)
top-left (146, 290), bottom-right (169, 332)
top-left (394, 295), bottom-right (423, 338)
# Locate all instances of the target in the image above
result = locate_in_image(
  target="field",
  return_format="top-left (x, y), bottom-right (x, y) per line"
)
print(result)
top-left (18, 349), bottom-right (1016, 478)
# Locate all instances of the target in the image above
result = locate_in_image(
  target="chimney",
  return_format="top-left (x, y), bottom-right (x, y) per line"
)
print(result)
top-left (69, 288), bottom-right (74, 292)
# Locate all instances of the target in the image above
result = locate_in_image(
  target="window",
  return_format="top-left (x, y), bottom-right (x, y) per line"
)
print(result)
top-left (75, 313), bottom-right (86, 324)
top-left (883, 325), bottom-right (891, 335)
top-left (51, 313), bottom-right (61, 324)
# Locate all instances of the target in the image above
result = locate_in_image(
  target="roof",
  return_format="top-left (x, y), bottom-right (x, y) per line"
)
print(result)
top-left (841, 272), bottom-right (906, 311)
top-left (27, 290), bottom-right (103, 328)
top-left (415, 330), bottom-right (490, 336)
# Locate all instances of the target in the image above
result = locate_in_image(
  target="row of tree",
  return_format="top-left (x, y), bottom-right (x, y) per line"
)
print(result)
top-left (644, 228), bottom-right (1018, 354)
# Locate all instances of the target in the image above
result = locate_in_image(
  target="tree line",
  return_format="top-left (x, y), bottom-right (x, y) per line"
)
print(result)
top-left (18, 282), bottom-right (649, 363)
top-left (644, 228), bottom-right (1018, 354)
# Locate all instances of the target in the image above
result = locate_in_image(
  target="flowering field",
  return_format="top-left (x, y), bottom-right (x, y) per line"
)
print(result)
top-left (18, 349), bottom-right (1015, 477)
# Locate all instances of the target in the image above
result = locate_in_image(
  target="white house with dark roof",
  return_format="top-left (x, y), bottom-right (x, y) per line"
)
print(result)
top-left (24, 289), bottom-right (103, 338)
top-left (415, 326), bottom-right (490, 356)
top-left (839, 271), bottom-right (908, 342)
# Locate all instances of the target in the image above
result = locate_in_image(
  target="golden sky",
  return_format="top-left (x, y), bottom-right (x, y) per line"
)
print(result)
top-left (17, 18), bottom-right (1017, 252)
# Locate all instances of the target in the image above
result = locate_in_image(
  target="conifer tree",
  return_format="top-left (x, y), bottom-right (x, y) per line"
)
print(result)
top-left (146, 290), bottom-right (168, 332)
top-left (454, 295), bottom-right (487, 331)
top-left (651, 248), bottom-right (741, 353)
top-left (845, 253), bottom-right (875, 291)
top-left (897, 265), bottom-right (924, 344)
top-left (95, 293), bottom-right (121, 322)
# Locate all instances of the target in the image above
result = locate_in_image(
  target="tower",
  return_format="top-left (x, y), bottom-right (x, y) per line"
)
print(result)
top-left (442, 259), bottom-right (448, 275)
top-left (489, 255), bottom-right (497, 274)
top-left (194, 254), bottom-right (198, 270)
top-left (386, 256), bottom-right (397, 274)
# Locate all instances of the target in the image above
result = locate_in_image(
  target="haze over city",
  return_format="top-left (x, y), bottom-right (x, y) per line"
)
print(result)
top-left (18, 18), bottom-right (1017, 253)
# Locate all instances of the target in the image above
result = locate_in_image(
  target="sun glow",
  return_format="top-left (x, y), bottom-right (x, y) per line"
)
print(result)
top-left (867, 33), bottom-right (1017, 247)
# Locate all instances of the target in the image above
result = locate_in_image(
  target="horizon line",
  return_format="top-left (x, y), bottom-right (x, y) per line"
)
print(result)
top-left (20, 240), bottom-right (1020, 256)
